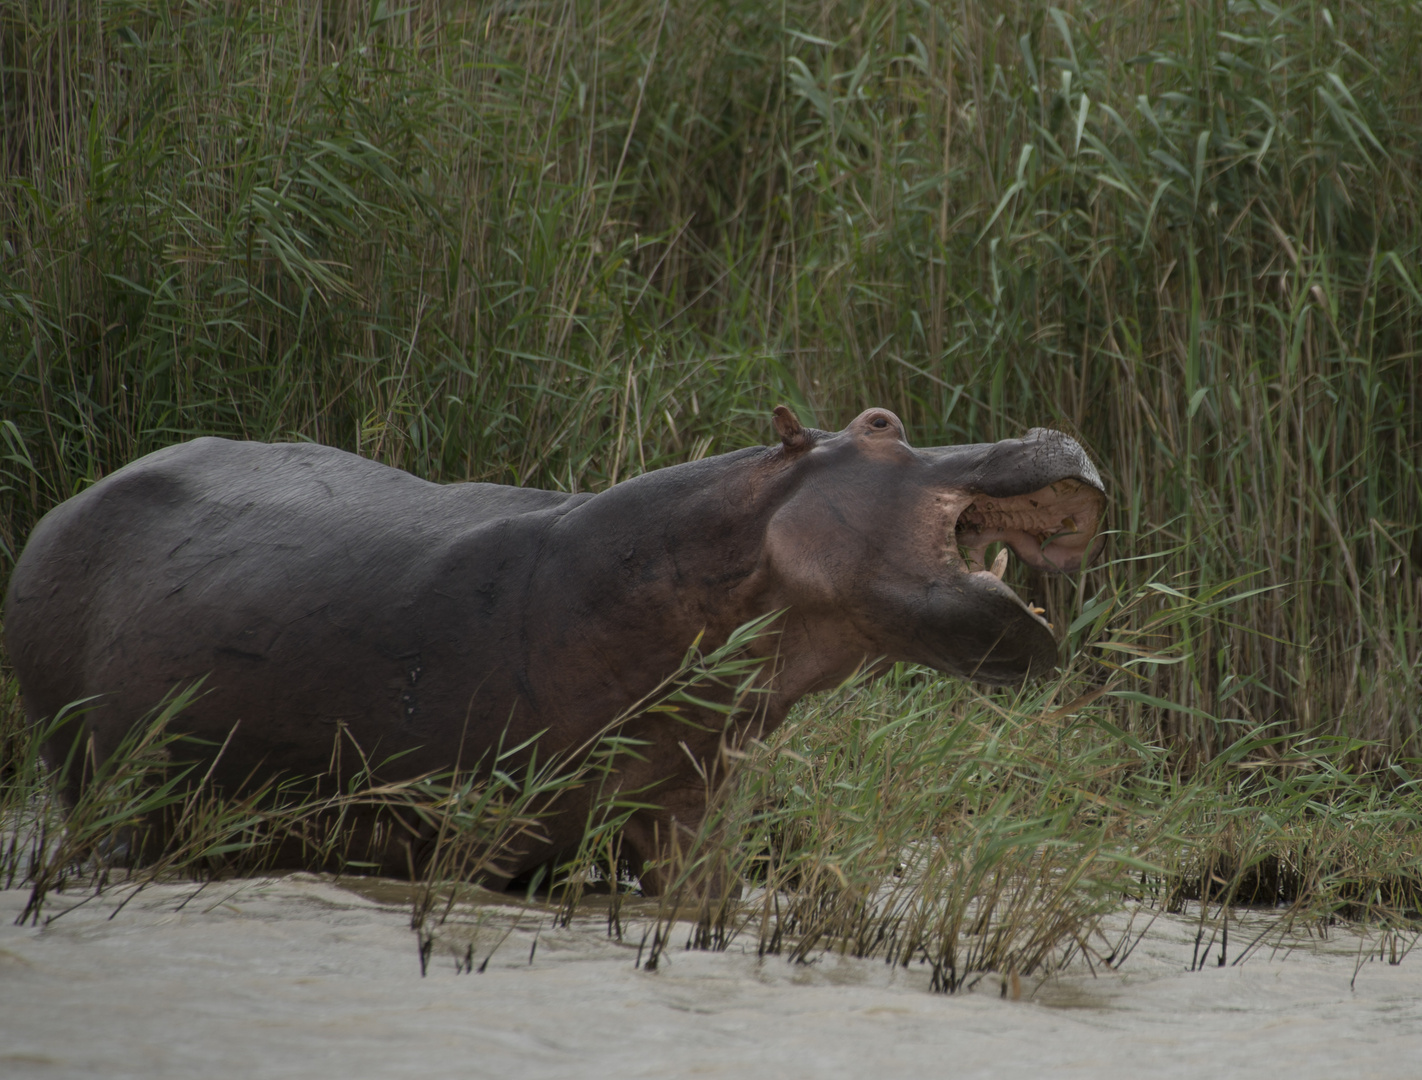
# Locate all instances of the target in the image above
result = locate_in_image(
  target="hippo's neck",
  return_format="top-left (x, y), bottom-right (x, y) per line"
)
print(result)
top-left (523, 445), bottom-right (800, 733)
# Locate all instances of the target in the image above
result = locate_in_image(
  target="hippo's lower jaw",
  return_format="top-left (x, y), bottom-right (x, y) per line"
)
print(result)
top-left (935, 573), bottom-right (1058, 685)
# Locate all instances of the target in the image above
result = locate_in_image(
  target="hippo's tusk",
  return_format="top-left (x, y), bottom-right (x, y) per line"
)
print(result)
top-left (990, 548), bottom-right (1009, 580)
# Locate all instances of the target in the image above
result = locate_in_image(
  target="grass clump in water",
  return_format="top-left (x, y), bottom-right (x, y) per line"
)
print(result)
top-left (586, 574), bottom-right (1422, 991)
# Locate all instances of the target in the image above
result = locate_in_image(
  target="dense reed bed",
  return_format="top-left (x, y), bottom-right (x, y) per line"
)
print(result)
top-left (2, 0), bottom-right (1420, 987)
top-left (4, 0), bottom-right (1420, 750)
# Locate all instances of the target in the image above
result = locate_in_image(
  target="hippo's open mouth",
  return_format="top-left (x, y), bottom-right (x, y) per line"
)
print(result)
top-left (954, 477), bottom-right (1104, 572)
top-left (944, 477), bottom-right (1105, 628)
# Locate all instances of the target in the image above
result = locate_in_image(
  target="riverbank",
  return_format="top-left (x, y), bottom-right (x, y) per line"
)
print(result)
top-left (2, 874), bottom-right (1418, 1079)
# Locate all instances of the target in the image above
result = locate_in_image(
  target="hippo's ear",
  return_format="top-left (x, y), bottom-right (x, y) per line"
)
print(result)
top-left (772, 405), bottom-right (810, 452)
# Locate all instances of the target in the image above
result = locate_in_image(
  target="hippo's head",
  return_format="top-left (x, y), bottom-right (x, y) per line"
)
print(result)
top-left (761, 405), bottom-right (1106, 685)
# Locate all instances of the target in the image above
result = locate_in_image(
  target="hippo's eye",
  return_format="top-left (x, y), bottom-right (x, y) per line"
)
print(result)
top-left (871, 417), bottom-right (889, 429)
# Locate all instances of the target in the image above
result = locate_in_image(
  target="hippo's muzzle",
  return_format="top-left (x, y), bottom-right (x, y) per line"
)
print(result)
top-left (916, 435), bottom-right (1107, 683)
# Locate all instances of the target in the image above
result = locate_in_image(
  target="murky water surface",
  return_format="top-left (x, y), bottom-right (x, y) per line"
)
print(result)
top-left (1, 875), bottom-right (1419, 1078)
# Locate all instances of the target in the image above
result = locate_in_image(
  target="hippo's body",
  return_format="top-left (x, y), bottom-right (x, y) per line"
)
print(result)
top-left (5, 407), bottom-right (1105, 889)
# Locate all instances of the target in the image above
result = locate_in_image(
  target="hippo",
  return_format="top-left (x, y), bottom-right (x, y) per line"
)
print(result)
top-left (4, 406), bottom-right (1105, 890)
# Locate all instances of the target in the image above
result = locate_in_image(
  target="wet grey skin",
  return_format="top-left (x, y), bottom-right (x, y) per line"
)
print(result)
top-left (5, 406), bottom-right (1106, 892)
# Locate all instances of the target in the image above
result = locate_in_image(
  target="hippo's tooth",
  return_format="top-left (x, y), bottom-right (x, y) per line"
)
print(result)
top-left (990, 548), bottom-right (1009, 580)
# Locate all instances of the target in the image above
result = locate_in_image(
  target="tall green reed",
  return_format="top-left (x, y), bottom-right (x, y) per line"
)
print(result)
top-left (2, 0), bottom-right (1419, 759)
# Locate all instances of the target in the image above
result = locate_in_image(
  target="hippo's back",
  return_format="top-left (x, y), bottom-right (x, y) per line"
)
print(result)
top-left (4, 438), bottom-right (588, 779)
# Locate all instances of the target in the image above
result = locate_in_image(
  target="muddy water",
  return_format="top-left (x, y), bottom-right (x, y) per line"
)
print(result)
top-left (1, 875), bottom-right (1419, 1079)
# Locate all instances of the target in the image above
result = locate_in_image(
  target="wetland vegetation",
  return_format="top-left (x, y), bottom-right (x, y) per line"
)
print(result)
top-left (2, 0), bottom-right (1421, 987)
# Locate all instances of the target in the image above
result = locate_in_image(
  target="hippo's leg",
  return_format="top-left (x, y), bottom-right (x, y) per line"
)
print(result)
top-left (618, 785), bottom-right (742, 898)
